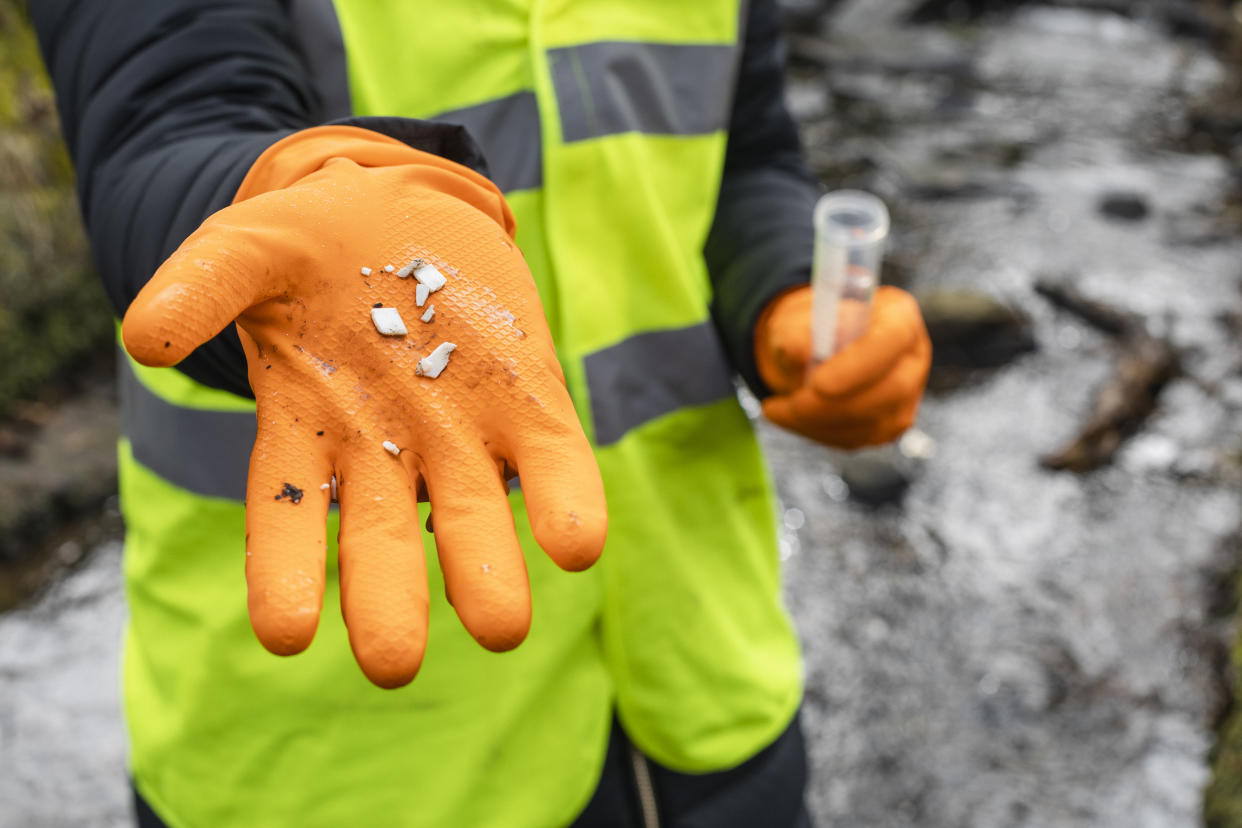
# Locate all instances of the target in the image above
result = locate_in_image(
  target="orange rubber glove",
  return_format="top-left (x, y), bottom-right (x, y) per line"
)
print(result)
top-left (122, 126), bottom-right (607, 688)
top-left (756, 285), bottom-right (931, 449)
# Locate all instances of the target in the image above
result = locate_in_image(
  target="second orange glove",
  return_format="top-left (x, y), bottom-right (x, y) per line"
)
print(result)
top-left (755, 285), bottom-right (931, 449)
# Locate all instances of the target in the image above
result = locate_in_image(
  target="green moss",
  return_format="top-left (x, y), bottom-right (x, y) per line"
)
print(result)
top-left (1206, 531), bottom-right (1242, 826)
top-left (1208, 626), bottom-right (1242, 827)
top-left (0, 0), bottom-right (111, 417)
top-left (1209, 711), bottom-right (1242, 826)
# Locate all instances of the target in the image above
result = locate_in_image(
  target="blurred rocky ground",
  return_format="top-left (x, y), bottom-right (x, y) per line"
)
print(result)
top-left (4, 0), bottom-right (1242, 827)
top-left (765, 1), bottom-right (1242, 826)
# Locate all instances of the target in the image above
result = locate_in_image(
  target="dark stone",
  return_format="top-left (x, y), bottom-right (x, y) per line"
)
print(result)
top-left (840, 452), bottom-right (911, 507)
top-left (0, 381), bottom-right (117, 569)
top-left (918, 289), bottom-right (1037, 368)
top-left (1098, 192), bottom-right (1150, 222)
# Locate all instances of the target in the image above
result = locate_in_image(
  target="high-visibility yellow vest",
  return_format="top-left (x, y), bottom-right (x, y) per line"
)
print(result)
top-left (120, 2), bottom-right (802, 825)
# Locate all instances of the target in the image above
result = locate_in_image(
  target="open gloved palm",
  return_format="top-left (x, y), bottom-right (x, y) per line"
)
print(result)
top-left (121, 128), bottom-right (607, 688)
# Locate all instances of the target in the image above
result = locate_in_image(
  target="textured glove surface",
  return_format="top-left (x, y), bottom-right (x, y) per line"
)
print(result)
top-left (756, 285), bottom-right (931, 449)
top-left (122, 128), bottom-right (607, 688)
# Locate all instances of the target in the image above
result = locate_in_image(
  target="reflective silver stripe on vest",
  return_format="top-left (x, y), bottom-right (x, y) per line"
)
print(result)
top-left (584, 322), bottom-right (736, 447)
top-left (429, 92), bottom-right (543, 193)
top-left (119, 354), bottom-right (254, 501)
top-left (118, 355), bottom-right (523, 498)
top-left (548, 42), bottom-right (737, 143)
top-left (288, 0), bottom-right (353, 121)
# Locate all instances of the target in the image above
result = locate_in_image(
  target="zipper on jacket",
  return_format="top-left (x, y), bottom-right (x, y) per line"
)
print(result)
top-left (628, 742), bottom-right (661, 828)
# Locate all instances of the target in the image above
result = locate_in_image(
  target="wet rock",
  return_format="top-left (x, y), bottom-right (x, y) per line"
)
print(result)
top-left (0, 378), bottom-right (118, 605)
top-left (918, 289), bottom-right (1037, 368)
top-left (1098, 191), bottom-right (1151, 222)
top-left (839, 450), bottom-right (912, 506)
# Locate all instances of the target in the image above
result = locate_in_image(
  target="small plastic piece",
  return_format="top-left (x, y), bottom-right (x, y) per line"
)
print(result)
top-left (416, 342), bottom-right (456, 378)
top-left (415, 283), bottom-right (430, 307)
top-left (420, 305), bottom-right (435, 323)
top-left (371, 307), bottom-right (408, 336)
top-left (414, 264), bottom-right (447, 293)
top-left (382, 440), bottom-right (401, 456)
top-left (396, 258), bottom-right (424, 279)
top-left (383, 264), bottom-right (395, 273)
top-left (360, 266), bottom-right (372, 276)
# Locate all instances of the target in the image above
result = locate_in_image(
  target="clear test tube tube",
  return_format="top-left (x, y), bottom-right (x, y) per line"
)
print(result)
top-left (810, 190), bottom-right (891, 363)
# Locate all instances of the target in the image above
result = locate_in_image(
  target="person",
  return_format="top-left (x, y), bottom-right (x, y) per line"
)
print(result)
top-left (32, 1), bottom-right (930, 825)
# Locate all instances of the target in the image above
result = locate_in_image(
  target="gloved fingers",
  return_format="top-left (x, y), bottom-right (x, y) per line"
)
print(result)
top-left (503, 403), bottom-right (607, 573)
top-left (807, 346), bottom-right (930, 423)
top-left (809, 287), bottom-right (926, 399)
top-left (335, 444), bottom-right (429, 688)
top-left (763, 394), bottom-right (918, 449)
top-left (423, 439), bottom-right (531, 652)
top-left (765, 322), bottom-right (814, 397)
top-left (244, 412), bottom-right (334, 658)
top-left (121, 193), bottom-right (296, 367)
top-left (761, 390), bottom-right (813, 432)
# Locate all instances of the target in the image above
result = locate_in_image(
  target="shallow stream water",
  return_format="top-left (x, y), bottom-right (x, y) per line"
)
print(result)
top-left (768, 2), bottom-right (1242, 826)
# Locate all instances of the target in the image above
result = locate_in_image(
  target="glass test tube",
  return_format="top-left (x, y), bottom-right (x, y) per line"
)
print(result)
top-left (810, 190), bottom-right (891, 363)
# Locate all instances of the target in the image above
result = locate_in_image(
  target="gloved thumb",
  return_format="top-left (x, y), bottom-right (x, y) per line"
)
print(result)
top-left (755, 286), bottom-right (814, 395)
top-left (122, 193), bottom-right (299, 367)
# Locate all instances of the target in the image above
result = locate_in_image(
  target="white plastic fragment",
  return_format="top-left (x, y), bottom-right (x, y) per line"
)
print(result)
top-left (371, 307), bottom-right (408, 336)
top-left (383, 264), bottom-right (395, 273)
top-left (416, 342), bottom-right (456, 378)
top-left (396, 258), bottom-right (424, 279)
top-left (413, 264), bottom-right (447, 293)
top-left (382, 440), bottom-right (400, 456)
top-left (415, 283), bottom-right (430, 307)
top-left (320, 483), bottom-right (330, 490)
top-left (420, 305), bottom-right (435, 323)
top-left (360, 266), bottom-right (372, 276)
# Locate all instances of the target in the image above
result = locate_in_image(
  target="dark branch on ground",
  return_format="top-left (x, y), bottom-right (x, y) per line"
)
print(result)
top-left (1035, 277), bottom-right (1181, 472)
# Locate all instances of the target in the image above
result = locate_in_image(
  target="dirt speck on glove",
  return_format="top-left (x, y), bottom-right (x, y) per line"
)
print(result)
top-left (274, 482), bottom-right (304, 504)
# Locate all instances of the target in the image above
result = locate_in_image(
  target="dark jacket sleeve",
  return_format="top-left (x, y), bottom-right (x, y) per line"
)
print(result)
top-left (30, 0), bottom-right (485, 398)
top-left (705, 0), bottom-right (821, 398)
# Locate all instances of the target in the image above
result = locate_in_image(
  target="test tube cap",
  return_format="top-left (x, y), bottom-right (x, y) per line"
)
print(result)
top-left (814, 190), bottom-right (891, 248)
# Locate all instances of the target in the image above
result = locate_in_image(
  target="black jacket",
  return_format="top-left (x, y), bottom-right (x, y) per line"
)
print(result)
top-left (31, 0), bottom-right (818, 398)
